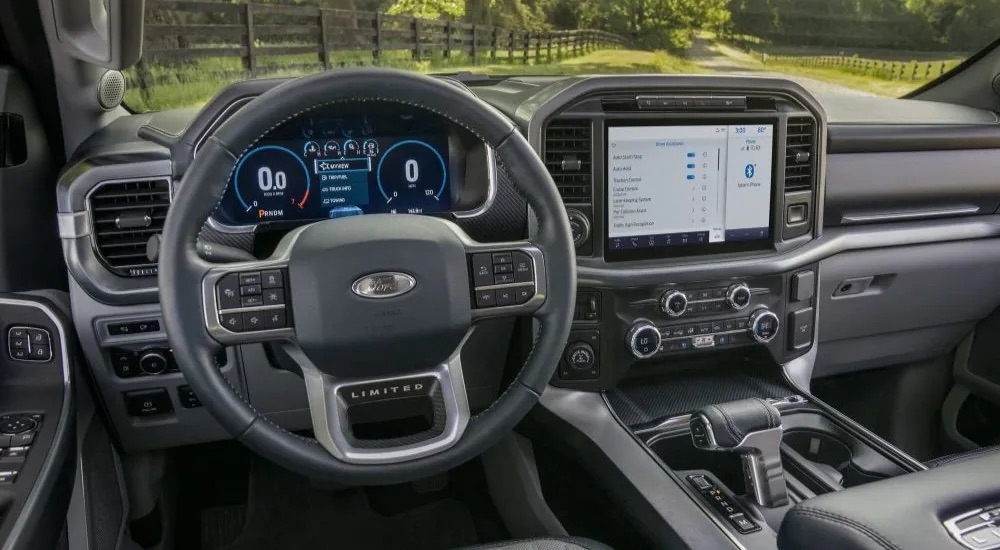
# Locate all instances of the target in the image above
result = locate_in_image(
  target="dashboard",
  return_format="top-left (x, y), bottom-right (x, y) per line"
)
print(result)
top-left (54, 72), bottom-right (1000, 454)
top-left (210, 103), bottom-right (495, 230)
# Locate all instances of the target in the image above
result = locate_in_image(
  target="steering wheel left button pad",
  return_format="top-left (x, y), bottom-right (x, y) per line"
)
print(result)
top-left (469, 249), bottom-right (537, 310)
top-left (215, 269), bottom-right (291, 333)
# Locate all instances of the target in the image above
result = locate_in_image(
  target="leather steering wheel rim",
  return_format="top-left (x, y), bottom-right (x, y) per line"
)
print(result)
top-left (159, 68), bottom-right (576, 484)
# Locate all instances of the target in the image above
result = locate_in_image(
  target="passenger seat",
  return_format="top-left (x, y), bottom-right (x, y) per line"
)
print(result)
top-left (925, 445), bottom-right (1000, 468)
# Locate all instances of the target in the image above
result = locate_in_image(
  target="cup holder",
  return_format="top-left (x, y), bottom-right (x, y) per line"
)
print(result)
top-left (783, 428), bottom-right (895, 488)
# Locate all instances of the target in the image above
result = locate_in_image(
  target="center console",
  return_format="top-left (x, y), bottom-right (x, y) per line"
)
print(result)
top-left (539, 84), bottom-right (821, 390)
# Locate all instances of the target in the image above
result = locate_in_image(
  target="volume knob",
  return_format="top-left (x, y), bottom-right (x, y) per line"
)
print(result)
top-left (627, 321), bottom-right (662, 359)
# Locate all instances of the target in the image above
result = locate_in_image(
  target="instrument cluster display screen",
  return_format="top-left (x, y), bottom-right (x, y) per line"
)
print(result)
top-left (605, 120), bottom-right (776, 261)
top-left (212, 108), bottom-right (452, 227)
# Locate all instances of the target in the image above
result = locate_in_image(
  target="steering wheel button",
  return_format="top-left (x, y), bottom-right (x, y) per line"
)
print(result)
top-left (475, 290), bottom-right (496, 308)
top-left (263, 309), bottom-right (287, 329)
top-left (216, 274), bottom-right (242, 310)
top-left (493, 263), bottom-right (513, 274)
top-left (496, 288), bottom-right (515, 306)
top-left (241, 295), bottom-right (264, 308)
top-left (240, 284), bottom-right (262, 296)
top-left (514, 285), bottom-right (534, 304)
top-left (239, 272), bottom-right (262, 286)
top-left (242, 312), bottom-right (265, 331)
top-left (263, 289), bottom-right (285, 306)
top-left (261, 270), bottom-right (284, 289)
top-left (512, 252), bottom-right (533, 282)
top-left (471, 254), bottom-right (494, 287)
top-left (494, 273), bottom-right (515, 285)
top-left (492, 252), bottom-right (513, 264)
top-left (219, 313), bottom-right (244, 332)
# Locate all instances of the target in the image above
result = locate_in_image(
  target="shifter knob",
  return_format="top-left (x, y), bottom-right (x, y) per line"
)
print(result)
top-left (691, 398), bottom-right (788, 508)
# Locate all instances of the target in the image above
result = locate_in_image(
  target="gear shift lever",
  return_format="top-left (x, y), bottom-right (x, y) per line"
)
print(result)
top-left (690, 398), bottom-right (788, 508)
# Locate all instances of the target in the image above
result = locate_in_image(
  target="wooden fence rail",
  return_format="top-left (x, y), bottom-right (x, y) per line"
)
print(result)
top-left (757, 53), bottom-right (957, 81)
top-left (131, 0), bottom-right (630, 97)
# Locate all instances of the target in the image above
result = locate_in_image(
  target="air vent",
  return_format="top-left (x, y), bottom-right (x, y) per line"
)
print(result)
top-left (544, 120), bottom-right (592, 204)
top-left (89, 179), bottom-right (170, 277)
top-left (785, 117), bottom-right (815, 192)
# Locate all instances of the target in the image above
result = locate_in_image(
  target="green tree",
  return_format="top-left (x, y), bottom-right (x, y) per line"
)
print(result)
top-left (582, 0), bottom-right (730, 50)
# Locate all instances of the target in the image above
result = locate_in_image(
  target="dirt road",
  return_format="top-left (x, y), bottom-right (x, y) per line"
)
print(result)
top-left (686, 36), bottom-right (875, 97)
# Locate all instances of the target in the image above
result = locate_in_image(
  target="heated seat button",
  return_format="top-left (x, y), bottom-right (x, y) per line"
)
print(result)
top-left (124, 389), bottom-right (173, 417)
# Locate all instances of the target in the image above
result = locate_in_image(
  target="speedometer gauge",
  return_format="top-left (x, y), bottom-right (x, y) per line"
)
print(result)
top-left (376, 140), bottom-right (447, 210)
top-left (233, 145), bottom-right (311, 222)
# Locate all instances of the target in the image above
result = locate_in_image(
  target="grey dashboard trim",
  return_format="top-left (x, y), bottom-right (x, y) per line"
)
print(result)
top-left (840, 205), bottom-right (981, 224)
top-left (574, 214), bottom-right (1000, 287)
top-left (58, 212), bottom-right (89, 239)
top-left (538, 386), bottom-right (745, 550)
top-left (828, 123), bottom-right (1000, 154)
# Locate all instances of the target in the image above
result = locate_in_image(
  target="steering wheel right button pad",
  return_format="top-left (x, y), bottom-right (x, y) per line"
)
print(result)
top-left (469, 248), bottom-right (539, 312)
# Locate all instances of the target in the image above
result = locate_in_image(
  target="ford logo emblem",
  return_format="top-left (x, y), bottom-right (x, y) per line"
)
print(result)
top-left (351, 272), bottom-right (416, 299)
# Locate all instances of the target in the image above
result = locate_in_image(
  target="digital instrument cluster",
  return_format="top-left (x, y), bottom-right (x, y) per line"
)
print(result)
top-left (212, 108), bottom-right (455, 227)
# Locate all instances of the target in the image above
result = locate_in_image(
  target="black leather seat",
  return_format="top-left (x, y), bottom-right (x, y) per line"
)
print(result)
top-left (458, 537), bottom-right (613, 550)
top-left (925, 444), bottom-right (1000, 468)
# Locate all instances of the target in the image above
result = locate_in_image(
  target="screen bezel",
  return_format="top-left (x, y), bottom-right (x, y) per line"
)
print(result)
top-left (603, 117), bottom-right (780, 263)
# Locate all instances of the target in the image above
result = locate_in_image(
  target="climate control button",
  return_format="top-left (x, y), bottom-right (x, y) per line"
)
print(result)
top-left (627, 321), bottom-right (662, 359)
top-left (748, 309), bottom-right (780, 343)
top-left (660, 290), bottom-right (688, 317)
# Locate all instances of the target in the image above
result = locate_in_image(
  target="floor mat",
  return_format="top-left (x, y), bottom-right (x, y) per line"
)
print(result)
top-left (201, 505), bottom-right (247, 550)
top-left (214, 460), bottom-right (479, 550)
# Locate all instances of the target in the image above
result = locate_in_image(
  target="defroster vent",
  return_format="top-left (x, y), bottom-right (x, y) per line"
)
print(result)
top-left (89, 179), bottom-right (170, 277)
top-left (784, 117), bottom-right (815, 193)
top-left (544, 119), bottom-right (592, 204)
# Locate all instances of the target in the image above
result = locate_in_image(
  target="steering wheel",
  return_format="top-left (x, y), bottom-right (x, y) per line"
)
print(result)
top-left (159, 69), bottom-right (576, 484)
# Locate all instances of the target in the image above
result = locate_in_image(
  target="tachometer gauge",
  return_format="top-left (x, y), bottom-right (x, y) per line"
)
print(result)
top-left (376, 140), bottom-right (447, 209)
top-left (233, 145), bottom-right (311, 222)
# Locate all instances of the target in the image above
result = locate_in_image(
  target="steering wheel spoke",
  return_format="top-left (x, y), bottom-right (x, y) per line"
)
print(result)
top-left (465, 240), bottom-right (546, 320)
top-left (279, 332), bottom-right (472, 464)
top-left (201, 259), bottom-right (296, 346)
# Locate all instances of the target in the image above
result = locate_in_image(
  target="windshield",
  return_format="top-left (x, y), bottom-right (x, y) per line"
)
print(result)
top-left (126, 0), bottom-right (995, 112)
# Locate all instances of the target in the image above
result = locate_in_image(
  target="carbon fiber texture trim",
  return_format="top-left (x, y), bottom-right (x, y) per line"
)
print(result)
top-left (605, 362), bottom-right (795, 431)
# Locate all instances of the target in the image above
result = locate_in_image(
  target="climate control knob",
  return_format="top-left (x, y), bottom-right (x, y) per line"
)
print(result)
top-left (139, 351), bottom-right (168, 375)
top-left (627, 321), bottom-right (662, 359)
top-left (726, 283), bottom-right (752, 311)
top-left (660, 290), bottom-right (688, 317)
top-left (748, 309), bottom-right (780, 343)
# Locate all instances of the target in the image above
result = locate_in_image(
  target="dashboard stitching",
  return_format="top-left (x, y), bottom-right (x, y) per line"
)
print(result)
top-left (755, 397), bottom-right (778, 428)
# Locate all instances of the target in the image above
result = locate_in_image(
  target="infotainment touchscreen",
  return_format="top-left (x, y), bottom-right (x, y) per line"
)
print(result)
top-left (605, 121), bottom-right (776, 261)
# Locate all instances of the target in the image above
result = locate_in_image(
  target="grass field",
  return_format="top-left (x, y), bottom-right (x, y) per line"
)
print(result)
top-left (125, 49), bottom-right (702, 112)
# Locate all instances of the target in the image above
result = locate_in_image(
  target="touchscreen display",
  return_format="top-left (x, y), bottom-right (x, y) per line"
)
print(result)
top-left (605, 122), bottom-right (775, 261)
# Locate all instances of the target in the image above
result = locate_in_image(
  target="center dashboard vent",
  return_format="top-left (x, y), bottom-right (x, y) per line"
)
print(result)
top-left (88, 178), bottom-right (170, 278)
top-left (784, 117), bottom-right (816, 193)
top-left (544, 119), bottom-right (592, 204)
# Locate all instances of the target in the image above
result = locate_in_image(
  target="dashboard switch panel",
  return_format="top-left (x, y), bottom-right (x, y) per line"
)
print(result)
top-left (7, 326), bottom-right (51, 362)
